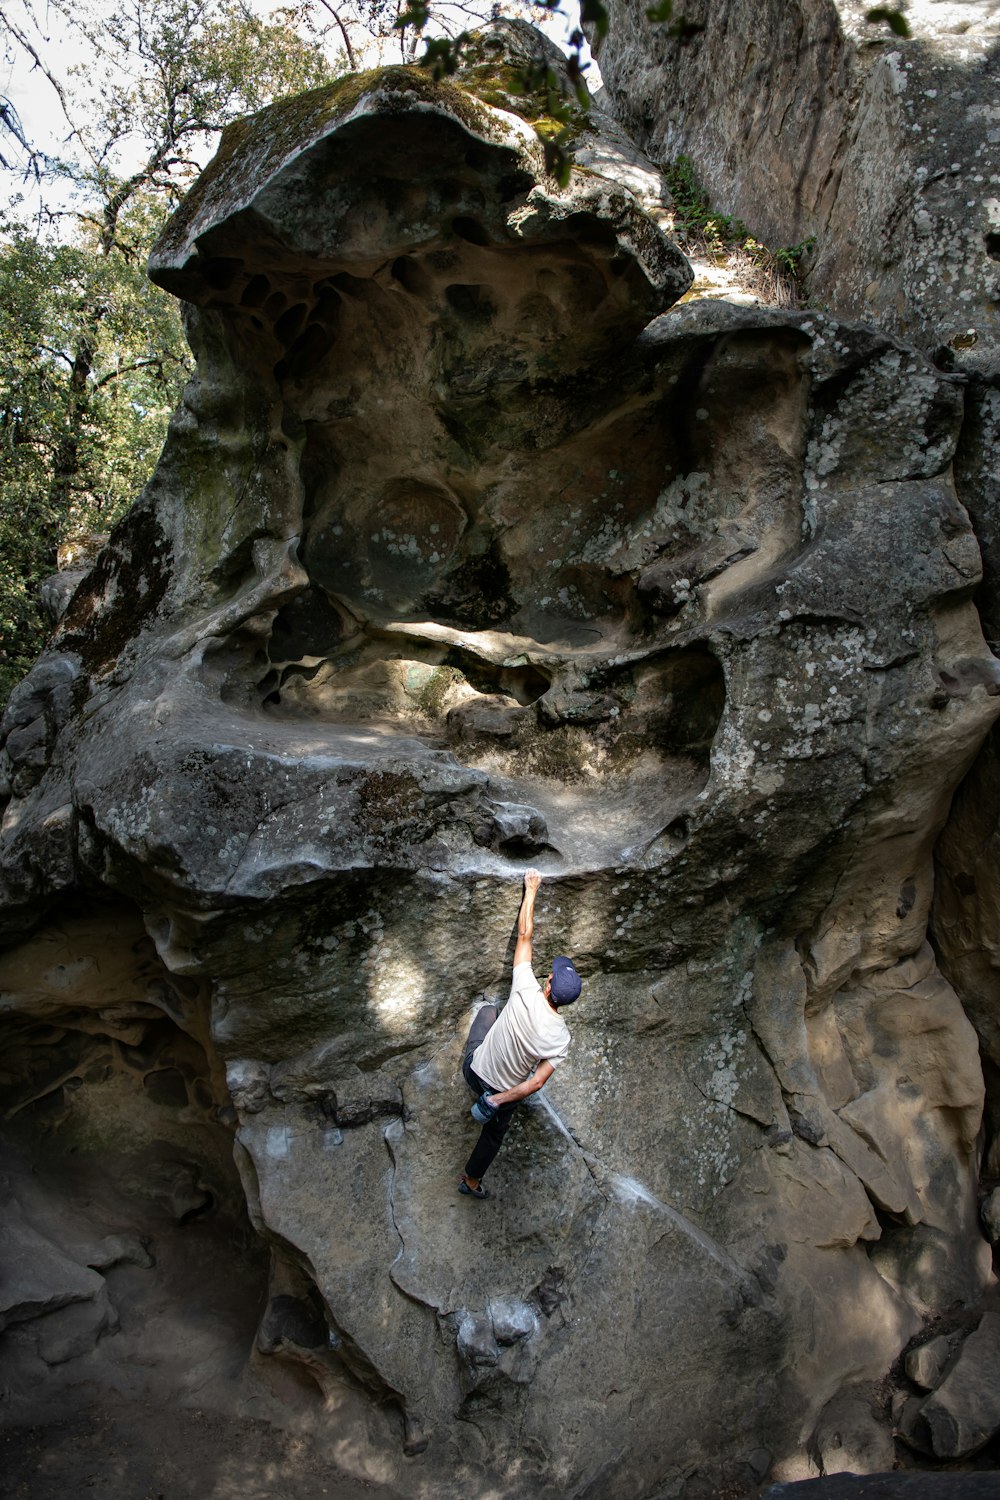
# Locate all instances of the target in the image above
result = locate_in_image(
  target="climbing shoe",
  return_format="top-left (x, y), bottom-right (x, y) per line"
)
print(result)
top-left (459, 1179), bottom-right (490, 1199)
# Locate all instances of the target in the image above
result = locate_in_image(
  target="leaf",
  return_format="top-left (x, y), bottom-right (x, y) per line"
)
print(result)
top-left (865, 7), bottom-right (911, 36)
top-left (396, 1), bottom-right (430, 32)
top-left (646, 1), bottom-right (674, 20)
top-left (580, 0), bottom-right (609, 40)
top-left (668, 17), bottom-right (705, 41)
top-left (543, 137), bottom-right (574, 189)
top-left (418, 33), bottom-right (471, 78)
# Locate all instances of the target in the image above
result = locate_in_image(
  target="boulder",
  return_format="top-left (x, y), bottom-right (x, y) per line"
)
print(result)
top-left (0, 1199), bottom-right (117, 1364)
top-left (0, 1200), bottom-right (108, 1333)
top-left (809, 1384), bottom-right (896, 1478)
top-left (38, 568), bottom-right (88, 627)
top-left (904, 1334), bottom-right (955, 1392)
top-left (0, 22), bottom-right (998, 1497)
top-left (903, 1310), bottom-right (1000, 1458)
top-left (590, 0), bottom-right (1000, 358)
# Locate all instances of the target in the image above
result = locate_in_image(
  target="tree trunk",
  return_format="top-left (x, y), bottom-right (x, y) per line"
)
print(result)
top-left (47, 335), bottom-right (94, 552)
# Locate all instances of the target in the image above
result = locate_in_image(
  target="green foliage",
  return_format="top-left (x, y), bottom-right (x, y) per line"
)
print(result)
top-left (418, 30), bottom-right (472, 78)
top-left (0, 214), bottom-right (191, 703)
top-left (865, 6), bottom-right (911, 38)
top-left (505, 54), bottom-right (589, 184)
top-left (663, 153), bottom-right (749, 250)
top-left (663, 153), bottom-right (815, 296)
top-left (397, 1), bottom-right (431, 30)
top-left (772, 236), bottom-right (817, 275)
top-left (52, 0), bottom-right (334, 224)
top-left (737, 233), bottom-right (816, 299)
top-left (0, 0), bottom-right (335, 709)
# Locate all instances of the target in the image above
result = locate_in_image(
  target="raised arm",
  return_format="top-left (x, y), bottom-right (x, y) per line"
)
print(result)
top-left (513, 868), bottom-right (541, 969)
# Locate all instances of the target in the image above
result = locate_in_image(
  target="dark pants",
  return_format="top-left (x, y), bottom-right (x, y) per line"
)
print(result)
top-left (462, 1004), bottom-right (518, 1181)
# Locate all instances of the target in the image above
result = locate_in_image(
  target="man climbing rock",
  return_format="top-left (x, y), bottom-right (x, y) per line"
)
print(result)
top-left (459, 868), bottom-right (582, 1199)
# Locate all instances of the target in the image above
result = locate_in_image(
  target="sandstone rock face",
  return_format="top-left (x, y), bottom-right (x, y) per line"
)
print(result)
top-left (1, 23), bottom-right (998, 1498)
top-left (591, 0), bottom-right (1000, 358)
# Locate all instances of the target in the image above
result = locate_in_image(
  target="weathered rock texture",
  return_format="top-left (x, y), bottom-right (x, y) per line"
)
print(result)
top-left (1, 22), bottom-right (999, 1498)
top-left (591, 0), bottom-right (1000, 358)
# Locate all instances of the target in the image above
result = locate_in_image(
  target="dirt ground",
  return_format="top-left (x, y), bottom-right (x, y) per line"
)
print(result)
top-left (0, 1401), bottom-right (395, 1500)
top-left (0, 1116), bottom-right (403, 1500)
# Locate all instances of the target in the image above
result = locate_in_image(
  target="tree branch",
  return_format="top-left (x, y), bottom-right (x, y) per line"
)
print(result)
top-left (93, 354), bottom-right (186, 390)
top-left (37, 344), bottom-right (76, 368)
top-left (0, 7), bottom-right (77, 133)
top-left (313, 0), bottom-right (359, 69)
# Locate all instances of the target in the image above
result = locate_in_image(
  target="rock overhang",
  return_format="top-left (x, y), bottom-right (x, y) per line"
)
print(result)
top-left (148, 61), bottom-right (693, 350)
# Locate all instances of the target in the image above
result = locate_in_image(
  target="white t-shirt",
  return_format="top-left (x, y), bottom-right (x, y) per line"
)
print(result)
top-left (472, 962), bottom-right (571, 1093)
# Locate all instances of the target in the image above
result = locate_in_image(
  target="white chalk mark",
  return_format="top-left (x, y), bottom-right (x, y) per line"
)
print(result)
top-left (608, 1174), bottom-right (752, 1288)
top-left (533, 1096), bottom-right (756, 1296)
top-left (535, 1093), bottom-right (581, 1146)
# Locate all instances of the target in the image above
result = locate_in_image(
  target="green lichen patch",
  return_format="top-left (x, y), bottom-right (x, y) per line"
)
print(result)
top-left (450, 32), bottom-right (592, 184)
top-left (457, 60), bottom-right (583, 140)
top-left (405, 663), bottom-right (465, 718)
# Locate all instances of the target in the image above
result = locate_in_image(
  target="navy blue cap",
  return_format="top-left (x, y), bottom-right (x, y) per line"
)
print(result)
top-left (550, 956), bottom-right (581, 1005)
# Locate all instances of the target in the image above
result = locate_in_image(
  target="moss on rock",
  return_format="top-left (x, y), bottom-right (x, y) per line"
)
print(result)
top-left (151, 65), bottom-right (517, 279)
